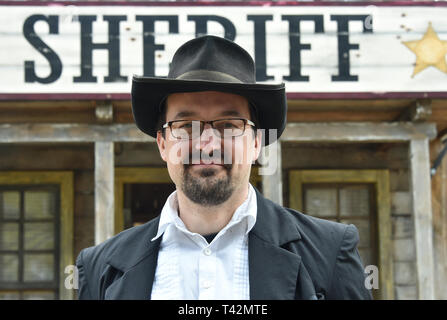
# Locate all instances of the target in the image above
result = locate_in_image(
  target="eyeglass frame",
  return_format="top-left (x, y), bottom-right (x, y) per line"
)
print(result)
top-left (161, 118), bottom-right (256, 140)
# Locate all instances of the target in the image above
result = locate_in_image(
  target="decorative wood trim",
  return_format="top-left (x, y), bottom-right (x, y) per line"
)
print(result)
top-left (288, 169), bottom-right (393, 300)
top-left (0, 171), bottom-right (74, 300)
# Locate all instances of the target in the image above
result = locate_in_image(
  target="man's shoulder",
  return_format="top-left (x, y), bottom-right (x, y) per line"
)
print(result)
top-left (259, 193), bottom-right (350, 245)
top-left (77, 216), bottom-right (160, 268)
top-left (284, 206), bottom-right (349, 239)
top-left (273, 200), bottom-right (356, 253)
top-left (254, 188), bottom-right (349, 241)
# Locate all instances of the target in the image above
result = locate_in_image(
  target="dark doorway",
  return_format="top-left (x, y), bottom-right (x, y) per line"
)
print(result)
top-left (123, 183), bottom-right (176, 229)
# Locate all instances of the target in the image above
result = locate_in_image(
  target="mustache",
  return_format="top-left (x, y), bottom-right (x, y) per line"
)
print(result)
top-left (183, 151), bottom-right (233, 170)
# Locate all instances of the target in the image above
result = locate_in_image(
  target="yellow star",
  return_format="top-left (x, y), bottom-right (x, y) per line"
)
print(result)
top-left (402, 22), bottom-right (447, 77)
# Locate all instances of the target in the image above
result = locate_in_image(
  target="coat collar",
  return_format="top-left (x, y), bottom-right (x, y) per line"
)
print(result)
top-left (105, 187), bottom-right (315, 300)
top-left (250, 187), bottom-right (301, 245)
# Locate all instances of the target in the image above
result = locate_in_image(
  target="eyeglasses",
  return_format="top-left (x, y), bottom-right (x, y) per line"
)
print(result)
top-left (162, 118), bottom-right (256, 140)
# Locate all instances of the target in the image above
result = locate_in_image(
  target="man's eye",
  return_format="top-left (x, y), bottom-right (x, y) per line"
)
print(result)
top-left (179, 122), bottom-right (193, 128)
top-left (223, 122), bottom-right (237, 128)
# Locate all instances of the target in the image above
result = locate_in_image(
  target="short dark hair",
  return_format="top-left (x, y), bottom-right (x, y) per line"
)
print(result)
top-left (156, 96), bottom-right (259, 139)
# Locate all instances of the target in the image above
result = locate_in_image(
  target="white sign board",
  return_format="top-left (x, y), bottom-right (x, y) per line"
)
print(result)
top-left (0, 2), bottom-right (446, 98)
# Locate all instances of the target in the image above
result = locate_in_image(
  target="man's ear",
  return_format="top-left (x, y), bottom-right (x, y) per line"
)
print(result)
top-left (156, 131), bottom-right (168, 162)
top-left (252, 130), bottom-right (263, 162)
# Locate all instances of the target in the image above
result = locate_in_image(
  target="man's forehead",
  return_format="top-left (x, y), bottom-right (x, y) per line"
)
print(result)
top-left (166, 90), bottom-right (248, 103)
top-left (165, 91), bottom-right (250, 119)
top-left (171, 109), bottom-right (244, 120)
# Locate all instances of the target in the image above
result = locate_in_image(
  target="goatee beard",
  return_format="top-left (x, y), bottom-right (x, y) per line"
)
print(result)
top-left (181, 164), bottom-right (234, 207)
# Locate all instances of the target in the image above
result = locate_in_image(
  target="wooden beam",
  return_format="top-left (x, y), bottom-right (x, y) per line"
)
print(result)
top-left (0, 122), bottom-right (436, 143)
top-left (95, 142), bottom-right (115, 244)
top-left (0, 109), bottom-right (96, 124)
top-left (287, 98), bottom-right (413, 111)
top-left (409, 138), bottom-right (435, 299)
top-left (287, 110), bottom-right (399, 122)
top-left (281, 122), bottom-right (437, 142)
top-left (0, 123), bottom-right (153, 143)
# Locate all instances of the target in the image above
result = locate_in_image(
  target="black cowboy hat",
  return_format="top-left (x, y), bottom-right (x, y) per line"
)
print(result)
top-left (131, 35), bottom-right (287, 145)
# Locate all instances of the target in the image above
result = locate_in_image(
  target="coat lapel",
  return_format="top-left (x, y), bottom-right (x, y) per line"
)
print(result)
top-left (248, 232), bottom-right (301, 299)
top-left (104, 217), bottom-right (162, 300)
top-left (249, 188), bottom-right (317, 300)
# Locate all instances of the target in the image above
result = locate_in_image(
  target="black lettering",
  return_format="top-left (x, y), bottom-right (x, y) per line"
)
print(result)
top-left (187, 15), bottom-right (236, 40)
top-left (330, 15), bottom-right (373, 81)
top-left (136, 16), bottom-right (178, 77)
top-left (23, 15), bottom-right (62, 84)
top-left (73, 15), bottom-right (127, 83)
top-left (282, 15), bottom-right (324, 82)
top-left (247, 15), bottom-right (274, 81)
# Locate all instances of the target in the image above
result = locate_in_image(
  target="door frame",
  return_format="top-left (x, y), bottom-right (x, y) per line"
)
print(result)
top-left (289, 169), bottom-right (393, 300)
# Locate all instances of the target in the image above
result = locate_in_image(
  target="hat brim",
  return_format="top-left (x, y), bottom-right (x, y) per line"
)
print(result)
top-left (131, 75), bottom-right (287, 146)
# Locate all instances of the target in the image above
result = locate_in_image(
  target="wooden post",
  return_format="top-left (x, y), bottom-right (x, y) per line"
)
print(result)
top-left (95, 142), bottom-right (115, 245)
top-left (431, 136), bottom-right (447, 299)
top-left (260, 139), bottom-right (283, 206)
top-left (441, 142), bottom-right (447, 299)
top-left (409, 138), bottom-right (435, 299)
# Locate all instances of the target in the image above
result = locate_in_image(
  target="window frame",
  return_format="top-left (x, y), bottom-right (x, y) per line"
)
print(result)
top-left (0, 171), bottom-right (74, 300)
top-left (289, 169), bottom-right (393, 300)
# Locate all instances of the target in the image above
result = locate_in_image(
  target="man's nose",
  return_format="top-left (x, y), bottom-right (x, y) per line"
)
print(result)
top-left (194, 124), bottom-right (222, 153)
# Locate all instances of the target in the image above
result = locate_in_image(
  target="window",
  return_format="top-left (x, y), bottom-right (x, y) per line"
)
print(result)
top-left (0, 186), bottom-right (59, 299)
top-left (303, 183), bottom-right (377, 268)
top-left (289, 170), bottom-right (393, 300)
top-left (0, 172), bottom-right (74, 300)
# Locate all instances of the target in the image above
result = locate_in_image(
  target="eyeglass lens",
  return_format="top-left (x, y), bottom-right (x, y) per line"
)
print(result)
top-left (170, 119), bottom-right (245, 139)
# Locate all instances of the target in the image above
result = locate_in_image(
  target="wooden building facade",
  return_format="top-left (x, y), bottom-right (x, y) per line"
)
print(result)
top-left (0, 1), bottom-right (446, 300)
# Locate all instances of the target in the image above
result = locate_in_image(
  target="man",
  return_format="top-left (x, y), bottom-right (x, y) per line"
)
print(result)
top-left (76, 35), bottom-right (372, 300)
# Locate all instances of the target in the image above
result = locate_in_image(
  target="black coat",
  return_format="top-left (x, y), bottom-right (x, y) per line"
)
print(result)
top-left (76, 188), bottom-right (372, 300)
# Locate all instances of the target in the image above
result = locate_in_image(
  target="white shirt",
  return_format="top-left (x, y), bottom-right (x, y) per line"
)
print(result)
top-left (150, 184), bottom-right (257, 300)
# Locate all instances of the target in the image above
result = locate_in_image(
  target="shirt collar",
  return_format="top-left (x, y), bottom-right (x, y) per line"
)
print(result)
top-left (151, 183), bottom-right (257, 241)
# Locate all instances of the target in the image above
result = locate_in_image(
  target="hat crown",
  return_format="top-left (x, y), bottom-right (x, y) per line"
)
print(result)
top-left (168, 36), bottom-right (256, 84)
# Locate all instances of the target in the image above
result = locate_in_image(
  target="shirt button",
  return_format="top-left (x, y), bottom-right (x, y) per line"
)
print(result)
top-left (203, 248), bottom-right (212, 256)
